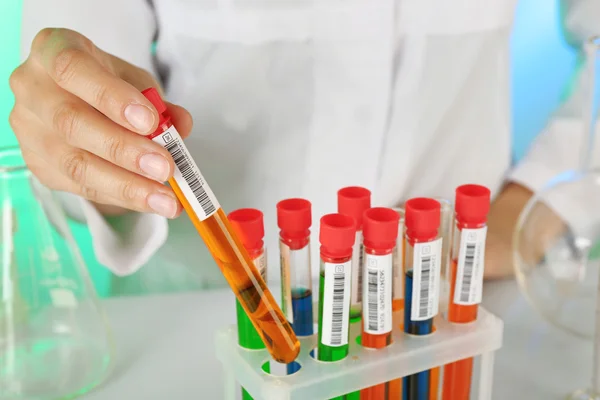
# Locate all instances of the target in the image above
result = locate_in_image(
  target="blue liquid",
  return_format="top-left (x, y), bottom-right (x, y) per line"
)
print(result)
top-left (287, 288), bottom-right (313, 374)
top-left (403, 270), bottom-right (431, 400)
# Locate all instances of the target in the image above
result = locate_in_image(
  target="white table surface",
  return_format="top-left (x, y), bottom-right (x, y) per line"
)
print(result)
top-left (84, 280), bottom-right (593, 400)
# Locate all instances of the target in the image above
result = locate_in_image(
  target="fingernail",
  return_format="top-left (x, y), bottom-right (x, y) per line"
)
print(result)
top-left (125, 104), bottom-right (155, 133)
top-left (148, 193), bottom-right (177, 218)
top-left (140, 153), bottom-right (170, 181)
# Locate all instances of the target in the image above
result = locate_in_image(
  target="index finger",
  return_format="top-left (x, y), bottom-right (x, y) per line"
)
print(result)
top-left (32, 28), bottom-right (158, 135)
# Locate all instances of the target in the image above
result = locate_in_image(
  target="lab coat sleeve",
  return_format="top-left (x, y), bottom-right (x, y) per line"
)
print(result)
top-left (20, 0), bottom-right (168, 275)
top-left (509, 0), bottom-right (600, 231)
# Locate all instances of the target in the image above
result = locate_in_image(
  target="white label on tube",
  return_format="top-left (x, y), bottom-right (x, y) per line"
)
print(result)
top-left (321, 260), bottom-right (352, 347)
top-left (454, 227), bottom-right (487, 306)
top-left (279, 242), bottom-right (294, 323)
top-left (152, 126), bottom-right (220, 221)
top-left (411, 238), bottom-right (442, 321)
top-left (363, 253), bottom-right (392, 335)
top-left (253, 251), bottom-right (267, 281)
top-left (350, 231), bottom-right (364, 306)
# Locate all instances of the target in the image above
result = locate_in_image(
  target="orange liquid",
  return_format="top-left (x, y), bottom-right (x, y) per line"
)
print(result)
top-left (430, 366), bottom-right (439, 400)
top-left (360, 331), bottom-right (401, 399)
top-left (170, 179), bottom-right (300, 363)
top-left (442, 259), bottom-right (477, 400)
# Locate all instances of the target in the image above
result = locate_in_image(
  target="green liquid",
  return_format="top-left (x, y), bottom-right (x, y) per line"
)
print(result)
top-left (236, 300), bottom-right (270, 400)
top-left (349, 305), bottom-right (362, 324)
top-left (318, 272), bottom-right (358, 400)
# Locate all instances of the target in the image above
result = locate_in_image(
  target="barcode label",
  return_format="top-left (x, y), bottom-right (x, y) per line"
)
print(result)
top-left (411, 238), bottom-right (442, 321)
top-left (253, 251), bottom-right (268, 281)
top-left (322, 261), bottom-right (351, 346)
top-left (279, 242), bottom-right (294, 323)
top-left (454, 227), bottom-right (487, 305)
top-left (362, 253), bottom-right (392, 334)
top-left (152, 127), bottom-right (220, 220)
top-left (350, 231), bottom-right (364, 307)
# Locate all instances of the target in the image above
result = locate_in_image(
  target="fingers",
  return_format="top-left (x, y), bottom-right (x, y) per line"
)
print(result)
top-left (23, 144), bottom-right (183, 218)
top-left (30, 28), bottom-right (159, 135)
top-left (13, 82), bottom-right (175, 182)
top-left (166, 102), bottom-right (194, 139)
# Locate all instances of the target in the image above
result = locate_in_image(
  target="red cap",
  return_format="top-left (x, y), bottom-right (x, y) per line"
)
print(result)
top-left (277, 198), bottom-right (311, 237)
top-left (455, 184), bottom-right (491, 225)
top-left (142, 87), bottom-right (170, 128)
top-left (319, 214), bottom-right (356, 258)
top-left (362, 207), bottom-right (400, 250)
top-left (337, 186), bottom-right (371, 230)
top-left (228, 208), bottom-right (265, 251)
top-left (405, 198), bottom-right (440, 240)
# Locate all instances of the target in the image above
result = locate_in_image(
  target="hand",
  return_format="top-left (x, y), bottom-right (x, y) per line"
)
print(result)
top-left (484, 183), bottom-right (534, 280)
top-left (9, 28), bottom-right (193, 218)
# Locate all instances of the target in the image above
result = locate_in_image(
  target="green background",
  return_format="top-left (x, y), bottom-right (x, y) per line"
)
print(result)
top-left (0, 2), bottom-right (112, 297)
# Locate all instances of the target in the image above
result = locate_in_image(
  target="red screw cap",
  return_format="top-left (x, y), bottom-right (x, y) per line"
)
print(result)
top-left (362, 207), bottom-right (400, 250)
top-left (142, 88), bottom-right (167, 114)
top-left (319, 213), bottom-right (356, 258)
top-left (455, 184), bottom-right (491, 225)
top-left (405, 198), bottom-right (441, 240)
top-left (337, 186), bottom-right (371, 230)
top-left (228, 208), bottom-right (265, 251)
top-left (277, 198), bottom-right (312, 234)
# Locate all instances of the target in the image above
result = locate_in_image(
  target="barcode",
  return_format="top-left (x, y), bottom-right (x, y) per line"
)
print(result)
top-left (460, 243), bottom-right (476, 302)
top-left (418, 256), bottom-right (432, 319)
top-left (330, 272), bottom-right (346, 346)
top-left (165, 140), bottom-right (216, 216)
top-left (357, 244), bottom-right (364, 300)
top-left (367, 270), bottom-right (378, 331)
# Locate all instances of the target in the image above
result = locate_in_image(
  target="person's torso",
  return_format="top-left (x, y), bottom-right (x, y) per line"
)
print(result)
top-left (127, 0), bottom-right (518, 291)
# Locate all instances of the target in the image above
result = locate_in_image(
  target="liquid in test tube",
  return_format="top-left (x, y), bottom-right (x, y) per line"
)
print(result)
top-left (228, 208), bottom-right (269, 400)
top-left (142, 88), bottom-right (299, 364)
top-left (442, 185), bottom-right (490, 400)
top-left (317, 213), bottom-right (356, 400)
top-left (337, 186), bottom-right (371, 323)
top-left (403, 198), bottom-right (442, 400)
top-left (361, 207), bottom-right (401, 400)
top-left (277, 198), bottom-right (314, 374)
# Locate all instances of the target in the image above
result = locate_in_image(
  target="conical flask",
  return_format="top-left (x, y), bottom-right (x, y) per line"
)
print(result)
top-left (0, 147), bottom-right (114, 399)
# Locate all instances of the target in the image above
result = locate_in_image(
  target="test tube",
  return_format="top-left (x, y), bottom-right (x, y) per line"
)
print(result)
top-left (317, 214), bottom-right (355, 373)
top-left (361, 207), bottom-right (401, 400)
top-left (277, 199), bottom-right (314, 373)
top-left (434, 198), bottom-right (453, 310)
top-left (442, 185), bottom-right (490, 400)
top-left (337, 186), bottom-right (371, 323)
top-left (228, 208), bottom-right (269, 400)
top-left (403, 198), bottom-right (442, 400)
top-left (142, 88), bottom-right (299, 364)
top-left (392, 207), bottom-right (405, 312)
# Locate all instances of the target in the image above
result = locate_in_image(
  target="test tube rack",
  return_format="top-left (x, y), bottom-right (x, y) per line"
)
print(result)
top-left (215, 307), bottom-right (503, 400)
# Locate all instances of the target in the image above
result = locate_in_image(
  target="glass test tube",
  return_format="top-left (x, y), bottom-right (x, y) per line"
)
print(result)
top-left (337, 186), bottom-right (372, 323)
top-left (277, 199), bottom-right (314, 374)
top-left (442, 185), bottom-right (491, 400)
top-left (361, 208), bottom-right (402, 400)
top-left (142, 88), bottom-right (299, 364)
top-left (317, 214), bottom-right (356, 400)
top-left (228, 209), bottom-right (269, 400)
top-left (403, 198), bottom-right (442, 400)
top-left (392, 207), bottom-right (405, 312)
top-left (434, 197), bottom-right (453, 310)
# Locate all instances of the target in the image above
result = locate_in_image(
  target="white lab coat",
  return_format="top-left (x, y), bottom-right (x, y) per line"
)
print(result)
top-left (19, 0), bottom-right (594, 294)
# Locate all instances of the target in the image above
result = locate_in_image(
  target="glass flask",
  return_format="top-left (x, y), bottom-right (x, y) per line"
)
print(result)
top-left (514, 36), bottom-right (600, 400)
top-left (0, 147), bottom-right (114, 399)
